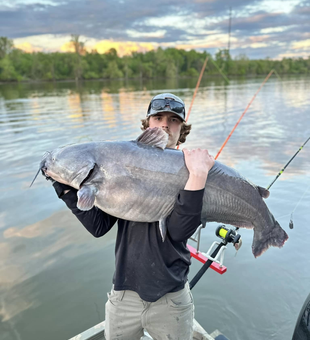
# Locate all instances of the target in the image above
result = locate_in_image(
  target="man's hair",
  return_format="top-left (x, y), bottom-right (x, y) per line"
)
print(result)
top-left (140, 118), bottom-right (192, 146)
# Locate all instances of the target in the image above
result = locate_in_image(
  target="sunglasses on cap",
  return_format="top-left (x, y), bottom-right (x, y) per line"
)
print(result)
top-left (148, 98), bottom-right (185, 117)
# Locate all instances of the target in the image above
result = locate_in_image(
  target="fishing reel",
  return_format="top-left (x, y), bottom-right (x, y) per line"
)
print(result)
top-left (203, 225), bottom-right (242, 268)
top-left (215, 225), bottom-right (241, 246)
top-left (188, 224), bottom-right (243, 289)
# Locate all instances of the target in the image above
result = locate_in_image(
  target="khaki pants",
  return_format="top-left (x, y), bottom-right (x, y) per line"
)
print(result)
top-left (105, 282), bottom-right (194, 340)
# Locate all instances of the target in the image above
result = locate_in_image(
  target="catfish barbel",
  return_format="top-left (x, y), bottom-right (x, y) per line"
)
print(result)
top-left (35, 127), bottom-right (288, 257)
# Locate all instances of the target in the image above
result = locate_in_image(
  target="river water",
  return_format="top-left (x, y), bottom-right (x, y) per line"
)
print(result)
top-left (0, 76), bottom-right (309, 340)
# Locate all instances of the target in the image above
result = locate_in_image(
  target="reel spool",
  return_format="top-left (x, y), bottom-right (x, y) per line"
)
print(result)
top-left (215, 225), bottom-right (241, 245)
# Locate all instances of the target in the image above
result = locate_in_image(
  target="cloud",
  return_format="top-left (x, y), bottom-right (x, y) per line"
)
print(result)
top-left (292, 39), bottom-right (310, 50)
top-left (260, 26), bottom-right (295, 34)
top-left (1, 0), bottom-right (309, 59)
top-left (126, 29), bottom-right (167, 39)
top-left (277, 51), bottom-right (310, 59)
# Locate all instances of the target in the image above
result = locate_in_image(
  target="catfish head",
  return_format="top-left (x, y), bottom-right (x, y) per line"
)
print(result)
top-left (40, 144), bottom-right (98, 189)
top-left (37, 144), bottom-right (102, 211)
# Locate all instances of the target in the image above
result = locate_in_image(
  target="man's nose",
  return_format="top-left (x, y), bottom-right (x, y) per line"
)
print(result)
top-left (161, 117), bottom-right (169, 127)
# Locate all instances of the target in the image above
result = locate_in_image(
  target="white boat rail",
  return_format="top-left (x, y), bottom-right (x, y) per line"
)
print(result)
top-left (69, 319), bottom-right (229, 340)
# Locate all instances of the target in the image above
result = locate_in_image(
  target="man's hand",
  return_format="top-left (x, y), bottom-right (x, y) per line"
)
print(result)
top-left (52, 181), bottom-right (74, 198)
top-left (40, 170), bottom-right (73, 197)
top-left (183, 148), bottom-right (215, 190)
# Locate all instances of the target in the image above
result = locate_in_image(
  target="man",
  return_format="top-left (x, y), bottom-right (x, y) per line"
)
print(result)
top-left (52, 93), bottom-right (214, 340)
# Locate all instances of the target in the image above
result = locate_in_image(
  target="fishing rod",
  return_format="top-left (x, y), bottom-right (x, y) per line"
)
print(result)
top-left (185, 56), bottom-right (208, 123)
top-left (267, 136), bottom-right (310, 190)
top-left (266, 136), bottom-right (310, 230)
top-left (185, 55), bottom-right (232, 123)
top-left (187, 70), bottom-right (282, 288)
top-left (190, 225), bottom-right (241, 290)
top-left (215, 69), bottom-right (275, 160)
top-left (209, 58), bottom-right (230, 85)
top-left (176, 56), bottom-right (209, 150)
top-left (189, 136), bottom-right (310, 288)
top-left (177, 55), bottom-right (231, 149)
top-left (189, 135), bottom-right (310, 288)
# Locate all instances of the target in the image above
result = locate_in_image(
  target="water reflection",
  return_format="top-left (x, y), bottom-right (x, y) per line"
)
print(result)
top-left (0, 76), bottom-right (309, 340)
top-left (0, 209), bottom-right (117, 338)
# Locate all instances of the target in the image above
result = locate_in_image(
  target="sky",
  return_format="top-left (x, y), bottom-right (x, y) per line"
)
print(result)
top-left (0, 0), bottom-right (309, 59)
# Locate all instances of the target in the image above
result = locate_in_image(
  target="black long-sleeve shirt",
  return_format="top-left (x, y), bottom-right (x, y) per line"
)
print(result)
top-left (59, 187), bottom-right (204, 302)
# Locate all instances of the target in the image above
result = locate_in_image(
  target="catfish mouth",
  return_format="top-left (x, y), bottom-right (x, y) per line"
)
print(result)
top-left (79, 163), bottom-right (97, 188)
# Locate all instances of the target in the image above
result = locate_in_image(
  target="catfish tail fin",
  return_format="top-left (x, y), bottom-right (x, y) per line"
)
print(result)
top-left (252, 221), bottom-right (288, 258)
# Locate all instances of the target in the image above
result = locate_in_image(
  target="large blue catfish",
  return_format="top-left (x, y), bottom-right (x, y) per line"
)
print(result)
top-left (39, 127), bottom-right (288, 257)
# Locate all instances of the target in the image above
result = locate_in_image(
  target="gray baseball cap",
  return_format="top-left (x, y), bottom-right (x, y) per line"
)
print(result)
top-left (146, 93), bottom-right (186, 121)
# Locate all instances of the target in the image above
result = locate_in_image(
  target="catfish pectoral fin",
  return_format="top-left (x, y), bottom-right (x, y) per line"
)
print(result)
top-left (77, 185), bottom-right (96, 211)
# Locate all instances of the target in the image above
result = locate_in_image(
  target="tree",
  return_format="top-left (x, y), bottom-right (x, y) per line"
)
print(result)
top-left (104, 60), bottom-right (123, 78)
top-left (0, 39), bottom-right (308, 82)
top-left (235, 54), bottom-right (249, 75)
top-left (165, 60), bottom-right (178, 78)
top-left (164, 48), bottom-right (185, 77)
top-left (0, 37), bottom-right (14, 59)
top-left (154, 48), bottom-right (167, 77)
top-left (105, 48), bottom-right (118, 61)
top-left (70, 34), bottom-right (85, 55)
top-left (185, 50), bottom-right (198, 72)
top-left (0, 56), bottom-right (18, 80)
top-left (70, 34), bottom-right (86, 81)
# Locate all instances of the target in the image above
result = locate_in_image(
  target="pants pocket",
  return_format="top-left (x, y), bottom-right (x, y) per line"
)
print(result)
top-left (167, 284), bottom-right (194, 310)
top-left (107, 287), bottom-right (125, 307)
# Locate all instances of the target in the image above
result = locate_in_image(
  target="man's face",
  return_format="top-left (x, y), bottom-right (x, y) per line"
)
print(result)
top-left (148, 112), bottom-right (183, 148)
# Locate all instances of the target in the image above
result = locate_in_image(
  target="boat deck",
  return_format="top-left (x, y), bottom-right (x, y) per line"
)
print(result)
top-left (69, 319), bottom-right (229, 340)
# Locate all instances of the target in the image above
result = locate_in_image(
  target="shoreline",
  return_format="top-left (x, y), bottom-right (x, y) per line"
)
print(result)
top-left (0, 73), bottom-right (308, 85)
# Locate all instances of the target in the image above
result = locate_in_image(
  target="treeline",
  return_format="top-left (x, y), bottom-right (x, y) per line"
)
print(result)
top-left (0, 36), bottom-right (309, 82)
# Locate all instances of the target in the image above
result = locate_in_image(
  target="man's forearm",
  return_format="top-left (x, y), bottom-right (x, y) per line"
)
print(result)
top-left (59, 188), bottom-right (117, 238)
top-left (167, 189), bottom-right (204, 242)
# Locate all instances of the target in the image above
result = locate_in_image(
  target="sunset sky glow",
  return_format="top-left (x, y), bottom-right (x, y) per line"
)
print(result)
top-left (0, 0), bottom-right (309, 59)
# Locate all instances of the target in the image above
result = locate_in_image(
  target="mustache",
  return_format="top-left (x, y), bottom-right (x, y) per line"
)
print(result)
top-left (161, 127), bottom-right (170, 135)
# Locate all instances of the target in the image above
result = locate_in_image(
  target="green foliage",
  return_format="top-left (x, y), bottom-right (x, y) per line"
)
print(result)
top-left (165, 60), bottom-right (178, 78)
top-left (0, 37), bottom-right (14, 59)
top-left (104, 60), bottom-right (123, 79)
top-left (0, 35), bottom-right (309, 82)
top-left (0, 57), bottom-right (16, 80)
top-left (184, 67), bottom-right (199, 77)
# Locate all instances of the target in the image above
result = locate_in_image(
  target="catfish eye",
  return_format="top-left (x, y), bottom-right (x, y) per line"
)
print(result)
top-left (52, 157), bottom-right (56, 162)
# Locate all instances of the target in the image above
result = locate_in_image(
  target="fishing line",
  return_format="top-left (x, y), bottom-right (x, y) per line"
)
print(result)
top-left (266, 136), bottom-right (310, 190)
top-left (289, 180), bottom-right (310, 229)
top-left (265, 137), bottom-right (310, 229)
top-left (209, 58), bottom-right (230, 85)
top-left (215, 69), bottom-right (275, 159)
top-left (279, 184), bottom-right (310, 219)
top-left (275, 180), bottom-right (310, 228)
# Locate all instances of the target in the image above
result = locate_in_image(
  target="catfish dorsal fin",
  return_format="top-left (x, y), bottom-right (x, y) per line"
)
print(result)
top-left (136, 127), bottom-right (168, 150)
top-left (258, 186), bottom-right (270, 199)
